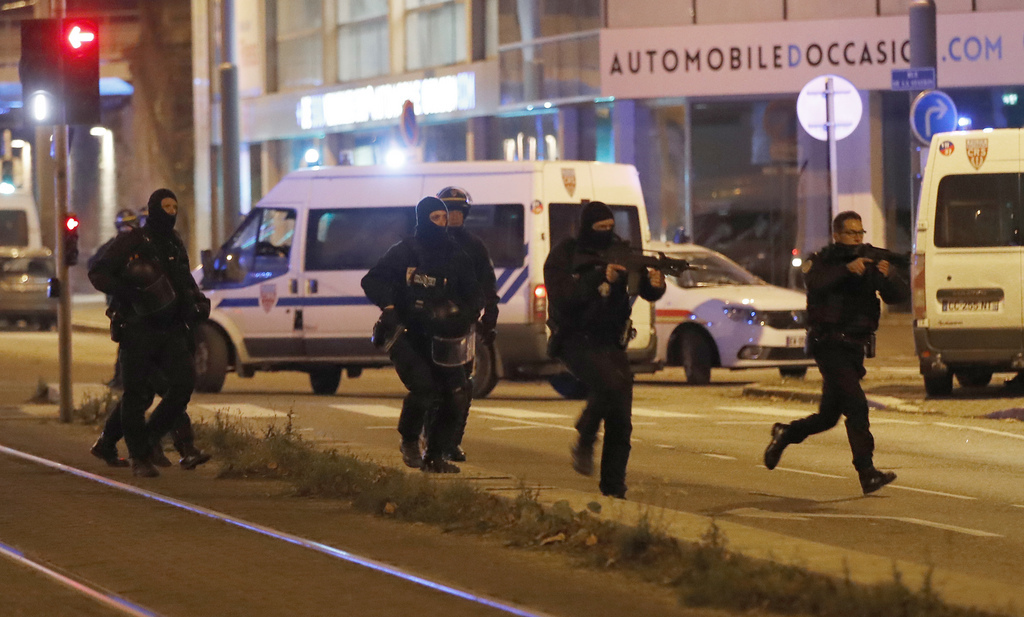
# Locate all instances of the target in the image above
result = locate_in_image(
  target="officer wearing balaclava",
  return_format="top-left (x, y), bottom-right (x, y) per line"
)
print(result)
top-left (543, 201), bottom-right (665, 500)
top-left (434, 187), bottom-right (499, 463)
top-left (362, 196), bottom-right (483, 474)
top-left (88, 188), bottom-right (212, 478)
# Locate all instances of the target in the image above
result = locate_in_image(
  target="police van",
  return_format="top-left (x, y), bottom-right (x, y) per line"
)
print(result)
top-left (913, 128), bottom-right (1024, 396)
top-left (194, 160), bottom-right (657, 397)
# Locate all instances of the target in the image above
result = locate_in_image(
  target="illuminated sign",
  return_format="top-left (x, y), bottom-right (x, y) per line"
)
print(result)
top-left (296, 72), bottom-right (476, 130)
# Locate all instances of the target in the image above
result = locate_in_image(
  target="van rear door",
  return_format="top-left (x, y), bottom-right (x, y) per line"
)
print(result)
top-left (925, 131), bottom-right (1023, 355)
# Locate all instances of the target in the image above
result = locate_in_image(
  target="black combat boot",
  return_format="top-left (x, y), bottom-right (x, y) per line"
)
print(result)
top-left (570, 440), bottom-right (594, 476)
top-left (151, 441), bottom-right (173, 467)
top-left (859, 468), bottom-right (897, 494)
top-left (421, 456), bottom-right (460, 473)
top-left (763, 423), bottom-right (790, 470)
top-left (400, 439), bottom-right (423, 469)
top-left (130, 458), bottom-right (160, 478)
top-left (90, 436), bottom-right (129, 468)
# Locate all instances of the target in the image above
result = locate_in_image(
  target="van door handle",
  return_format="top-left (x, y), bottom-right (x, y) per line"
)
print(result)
top-left (294, 309), bottom-right (303, 331)
top-left (307, 279), bottom-right (318, 294)
top-left (290, 279), bottom-right (298, 294)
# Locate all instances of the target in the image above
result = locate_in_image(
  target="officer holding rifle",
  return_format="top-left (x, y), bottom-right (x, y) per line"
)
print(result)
top-left (543, 201), bottom-right (672, 499)
top-left (764, 211), bottom-right (908, 494)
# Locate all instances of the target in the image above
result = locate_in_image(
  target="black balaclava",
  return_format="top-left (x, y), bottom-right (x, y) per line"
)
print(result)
top-left (415, 196), bottom-right (448, 247)
top-left (145, 188), bottom-right (178, 235)
top-left (578, 201), bottom-right (616, 251)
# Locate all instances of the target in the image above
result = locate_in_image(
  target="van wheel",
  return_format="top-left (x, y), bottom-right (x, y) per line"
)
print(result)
top-left (194, 322), bottom-right (228, 393)
top-left (955, 369), bottom-right (993, 388)
top-left (471, 339), bottom-right (499, 399)
top-left (680, 331), bottom-right (713, 385)
top-left (548, 372), bottom-right (588, 400)
top-left (923, 373), bottom-right (953, 397)
top-left (310, 366), bottom-right (342, 395)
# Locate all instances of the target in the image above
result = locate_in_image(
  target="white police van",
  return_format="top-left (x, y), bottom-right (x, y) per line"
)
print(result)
top-left (913, 128), bottom-right (1024, 396)
top-left (194, 161), bottom-right (657, 397)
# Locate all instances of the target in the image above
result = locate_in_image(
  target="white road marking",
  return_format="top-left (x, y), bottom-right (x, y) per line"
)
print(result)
top-left (632, 407), bottom-right (703, 418)
top-left (933, 422), bottom-right (1024, 441)
top-left (887, 485), bottom-right (976, 500)
top-left (726, 508), bottom-right (1001, 538)
top-left (717, 405), bottom-right (809, 418)
top-left (765, 466), bottom-right (846, 479)
top-left (491, 425), bottom-right (550, 431)
top-left (481, 416), bottom-right (575, 432)
top-left (472, 406), bottom-right (567, 419)
top-left (716, 421), bottom-right (775, 426)
top-left (871, 418), bottom-right (922, 425)
top-left (365, 426), bottom-right (394, 430)
top-left (655, 444), bottom-right (676, 449)
top-left (330, 404), bottom-right (401, 418)
top-left (1012, 504), bottom-right (1024, 509)
top-left (196, 404), bottom-right (288, 419)
top-left (702, 453), bottom-right (736, 461)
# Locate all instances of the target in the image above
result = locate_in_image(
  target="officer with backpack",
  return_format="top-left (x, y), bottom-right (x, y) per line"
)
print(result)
top-left (88, 189), bottom-right (211, 478)
top-left (362, 196), bottom-right (483, 473)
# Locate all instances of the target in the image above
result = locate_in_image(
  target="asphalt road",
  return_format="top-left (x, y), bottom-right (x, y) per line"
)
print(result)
top-left (4, 322), bottom-right (1024, 614)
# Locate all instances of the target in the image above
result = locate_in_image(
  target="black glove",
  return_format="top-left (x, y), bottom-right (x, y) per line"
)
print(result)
top-left (479, 325), bottom-right (496, 345)
top-left (371, 307), bottom-right (403, 351)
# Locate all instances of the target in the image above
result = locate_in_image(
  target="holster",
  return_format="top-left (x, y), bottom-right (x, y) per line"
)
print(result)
top-left (106, 306), bottom-right (126, 343)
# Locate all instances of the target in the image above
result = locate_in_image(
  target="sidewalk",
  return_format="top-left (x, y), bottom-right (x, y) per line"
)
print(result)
top-left (70, 293), bottom-right (111, 334)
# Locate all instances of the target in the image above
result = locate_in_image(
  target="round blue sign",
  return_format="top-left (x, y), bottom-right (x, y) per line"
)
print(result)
top-left (910, 90), bottom-right (958, 145)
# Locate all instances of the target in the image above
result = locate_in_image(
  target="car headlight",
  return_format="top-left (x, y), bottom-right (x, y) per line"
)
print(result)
top-left (723, 305), bottom-right (765, 325)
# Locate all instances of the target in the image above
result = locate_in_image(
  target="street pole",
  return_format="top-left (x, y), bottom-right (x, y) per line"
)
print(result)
top-left (219, 0), bottom-right (241, 246)
top-left (52, 0), bottom-right (72, 422)
top-left (909, 0), bottom-right (936, 228)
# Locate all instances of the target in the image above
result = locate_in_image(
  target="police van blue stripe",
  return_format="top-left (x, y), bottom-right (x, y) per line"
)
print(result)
top-left (494, 268), bottom-right (515, 290)
top-left (500, 267), bottom-right (530, 304)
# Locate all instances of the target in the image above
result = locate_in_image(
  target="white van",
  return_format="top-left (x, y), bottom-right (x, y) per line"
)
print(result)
top-left (0, 190), bottom-right (43, 250)
top-left (194, 161), bottom-right (658, 397)
top-left (912, 128), bottom-right (1024, 396)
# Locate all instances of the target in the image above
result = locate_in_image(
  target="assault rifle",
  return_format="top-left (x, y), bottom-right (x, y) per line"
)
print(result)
top-left (573, 244), bottom-right (691, 295)
top-left (854, 243), bottom-right (910, 268)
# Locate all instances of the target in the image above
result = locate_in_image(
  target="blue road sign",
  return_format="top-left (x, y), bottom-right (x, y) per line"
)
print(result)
top-left (891, 67), bottom-right (936, 92)
top-left (910, 90), bottom-right (957, 145)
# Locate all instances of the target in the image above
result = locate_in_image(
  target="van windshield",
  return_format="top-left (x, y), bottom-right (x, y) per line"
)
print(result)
top-left (934, 173), bottom-right (1021, 247)
top-left (0, 211), bottom-right (29, 247)
top-left (548, 203), bottom-right (642, 249)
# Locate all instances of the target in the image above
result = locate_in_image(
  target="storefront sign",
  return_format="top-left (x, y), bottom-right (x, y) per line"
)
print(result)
top-left (296, 72), bottom-right (476, 131)
top-left (600, 11), bottom-right (1024, 98)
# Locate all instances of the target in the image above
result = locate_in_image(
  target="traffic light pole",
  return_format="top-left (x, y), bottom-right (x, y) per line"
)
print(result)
top-left (52, 0), bottom-right (73, 423)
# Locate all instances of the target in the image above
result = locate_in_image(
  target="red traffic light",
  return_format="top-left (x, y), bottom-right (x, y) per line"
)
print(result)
top-left (66, 23), bottom-right (96, 51)
top-left (65, 215), bottom-right (80, 232)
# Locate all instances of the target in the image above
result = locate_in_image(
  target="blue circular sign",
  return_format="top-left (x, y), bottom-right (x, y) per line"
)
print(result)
top-left (910, 90), bottom-right (958, 145)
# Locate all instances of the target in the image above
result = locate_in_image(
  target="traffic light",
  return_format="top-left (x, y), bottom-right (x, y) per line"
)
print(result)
top-left (19, 19), bottom-right (62, 125)
top-left (63, 214), bottom-right (80, 266)
top-left (62, 20), bottom-right (100, 125)
top-left (18, 18), bottom-right (100, 126)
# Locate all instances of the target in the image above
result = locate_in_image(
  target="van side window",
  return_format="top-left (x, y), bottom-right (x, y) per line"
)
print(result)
top-left (306, 207), bottom-right (415, 271)
top-left (935, 173), bottom-right (1021, 248)
top-left (463, 204), bottom-right (526, 268)
top-left (549, 203), bottom-right (643, 248)
top-left (212, 207), bottom-right (296, 286)
top-left (0, 211), bottom-right (29, 247)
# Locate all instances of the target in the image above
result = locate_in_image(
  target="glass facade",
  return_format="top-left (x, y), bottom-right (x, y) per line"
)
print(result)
top-left (405, 0), bottom-right (468, 70)
top-left (276, 0), bottom-right (325, 89)
top-left (337, 0), bottom-right (390, 81)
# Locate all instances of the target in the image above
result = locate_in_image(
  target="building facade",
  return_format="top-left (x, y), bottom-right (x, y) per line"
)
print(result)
top-left (194, 0), bottom-right (1024, 286)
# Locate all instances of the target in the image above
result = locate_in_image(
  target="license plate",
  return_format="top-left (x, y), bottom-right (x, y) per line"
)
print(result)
top-left (941, 300), bottom-right (1000, 312)
top-left (786, 335), bottom-right (805, 348)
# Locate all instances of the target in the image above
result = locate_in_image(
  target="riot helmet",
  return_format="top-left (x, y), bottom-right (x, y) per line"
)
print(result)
top-left (115, 209), bottom-right (139, 233)
top-left (436, 186), bottom-right (471, 227)
top-left (124, 253), bottom-right (177, 318)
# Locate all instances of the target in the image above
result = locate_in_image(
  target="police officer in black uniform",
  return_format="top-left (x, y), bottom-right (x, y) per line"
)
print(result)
top-left (88, 189), bottom-right (211, 478)
top-left (435, 186), bottom-right (499, 461)
top-left (362, 196), bottom-right (483, 473)
top-left (89, 208), bottom-right (140, 389)
top-left (764, 211), bottom-right (909, 494)
top-left (544, 201), bottom-right (665, 499)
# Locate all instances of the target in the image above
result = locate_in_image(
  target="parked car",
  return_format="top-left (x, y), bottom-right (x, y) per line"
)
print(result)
top-left (0, 247), bottom-right (57, 330)
top-left (650, 241), bottom-right (813, 383)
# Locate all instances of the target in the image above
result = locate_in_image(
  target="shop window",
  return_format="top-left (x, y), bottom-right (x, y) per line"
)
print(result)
top-left (498, 0), bottom-right (601, 46)
top-left (499, 34), bottom-right (599, 105)
top-left (337, 0), bottom-right (389, 81)
top-left (935, 173), bottom-right (1020, 248)
top-left (276, 0), bottom-right (324, 89)
top-left (405, 0), bottom-right (467, 70)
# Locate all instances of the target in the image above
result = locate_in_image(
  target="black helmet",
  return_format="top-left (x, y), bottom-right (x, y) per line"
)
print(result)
top-left (115, 209), bottom-right (139, 232)
top-left (436, 186), bottom-right (471, 216)
top-left (124, 254), bottom-right (177, 318)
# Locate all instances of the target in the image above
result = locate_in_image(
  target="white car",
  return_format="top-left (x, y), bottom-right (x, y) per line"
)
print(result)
top-left (651, 242), bottom-right (813, 383)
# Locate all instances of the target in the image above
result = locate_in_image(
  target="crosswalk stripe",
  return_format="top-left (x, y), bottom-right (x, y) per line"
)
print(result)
top-left (632, 407), bottom-right (702, 418)
top-left (717, 405), bottom-right (808, 418)
top-left (330, 404), bottom-right (401, 418)
top-left (472, 406), bottom-right (567, 419)
top-left (196, 404), bottom-right (288, 418)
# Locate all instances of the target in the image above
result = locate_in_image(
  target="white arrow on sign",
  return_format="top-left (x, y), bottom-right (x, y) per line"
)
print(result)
top-left (925, 99), bottom-right (949, 137)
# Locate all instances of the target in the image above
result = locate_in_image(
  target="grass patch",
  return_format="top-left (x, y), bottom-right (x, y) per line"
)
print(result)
top-left (192, 413), bottom-right (1009, 617)
top-left (72, 389), bottom-right (120, 425)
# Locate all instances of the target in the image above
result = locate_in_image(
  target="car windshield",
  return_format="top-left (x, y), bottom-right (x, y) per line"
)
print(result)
top-left (0, 256), bottom-right (54, 278)
top-left (668, 250), bottom-right (765, 288)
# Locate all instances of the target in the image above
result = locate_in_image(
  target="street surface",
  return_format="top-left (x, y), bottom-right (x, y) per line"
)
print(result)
top-left (3, 306), bottom-right (1024, 615)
